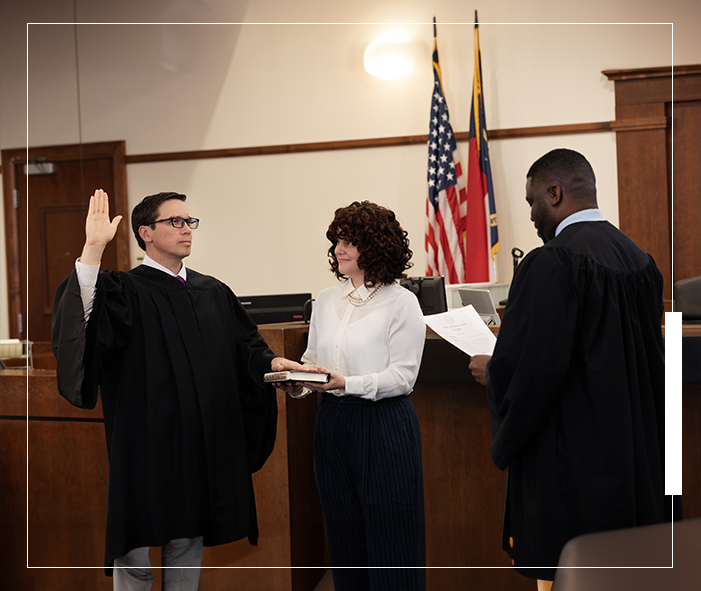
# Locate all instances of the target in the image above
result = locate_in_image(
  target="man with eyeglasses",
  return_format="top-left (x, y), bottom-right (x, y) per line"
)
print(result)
top-left (52, 189), bottom-right (310, 590)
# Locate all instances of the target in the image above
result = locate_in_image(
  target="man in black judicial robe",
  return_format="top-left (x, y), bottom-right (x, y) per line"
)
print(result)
top-left (51, 189), bottom-right (308, 588)
top-left (469, 149), bottom-right (666, 589)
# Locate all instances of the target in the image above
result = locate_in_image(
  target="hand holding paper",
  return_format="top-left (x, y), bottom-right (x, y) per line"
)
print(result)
top-left (422, 305), bottom-right (497, 356)
top-left (468, 355), bottom-right (490, 385)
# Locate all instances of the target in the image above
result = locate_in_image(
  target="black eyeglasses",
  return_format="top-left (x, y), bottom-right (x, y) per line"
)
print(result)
top-left (149, 216), bottom-right (200, 229)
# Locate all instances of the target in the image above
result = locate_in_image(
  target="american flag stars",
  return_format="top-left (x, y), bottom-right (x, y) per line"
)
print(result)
top-left (425, 52), bottom-right (468, 284)
top-left (427, 82), bottom-right (460, 200)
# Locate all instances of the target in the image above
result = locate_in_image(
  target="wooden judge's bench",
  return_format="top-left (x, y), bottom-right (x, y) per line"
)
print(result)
top-left (1, 323), bottom-right (699, 590)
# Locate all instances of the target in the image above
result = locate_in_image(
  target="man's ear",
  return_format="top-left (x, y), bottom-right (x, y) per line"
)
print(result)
top-left (549, 183), bottom-right (563, 206)
top-left (139, 225), bottom-right (153, 245)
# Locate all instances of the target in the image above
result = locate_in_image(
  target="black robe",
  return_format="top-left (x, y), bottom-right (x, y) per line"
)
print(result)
top-left (51, 265), bottom-right (278, 574)
top-left (486, 221), bottom-right (666, 579)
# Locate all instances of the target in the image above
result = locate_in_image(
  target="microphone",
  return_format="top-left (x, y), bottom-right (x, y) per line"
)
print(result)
top-left (511, 247), bottom-right (524, 277)
top-left (499, 248), bottom-right (524, 307)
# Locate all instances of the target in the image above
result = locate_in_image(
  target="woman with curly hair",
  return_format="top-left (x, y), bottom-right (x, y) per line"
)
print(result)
top-left (286, 201), bottom-right (427, 591)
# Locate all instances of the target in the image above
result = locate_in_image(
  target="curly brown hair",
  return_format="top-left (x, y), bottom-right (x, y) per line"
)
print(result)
top-left (326, 201), bottom-right (413, 285)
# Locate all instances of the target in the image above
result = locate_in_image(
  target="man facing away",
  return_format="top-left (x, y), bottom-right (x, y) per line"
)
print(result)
top-left (469, 149), bottom-right (668, 591)
top-left (52, 189), bottom-right (309, 590)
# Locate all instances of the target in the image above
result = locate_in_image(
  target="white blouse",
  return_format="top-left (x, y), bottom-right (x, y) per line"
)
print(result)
top-left (301, 279), bottom-right (426, 402)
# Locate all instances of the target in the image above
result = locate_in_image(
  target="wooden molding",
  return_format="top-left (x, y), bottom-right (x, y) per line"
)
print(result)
top-left (484, 121), bottom-right (614, 140)
top-left (603, 64), bottom-right (701, 81)
top-left (124, 134), bottom-right (429, 164)
top-left (2, 65), bottom-right (695, 176)
top-left (1, 118), bottom-right (669, 174)
top-left (610, 116), bottom-right (670, 132)
top-left (124, 120), bottom-right (622, 165)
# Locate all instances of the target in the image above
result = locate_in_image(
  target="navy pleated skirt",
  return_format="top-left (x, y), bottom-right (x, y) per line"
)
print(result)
top-left (314, 393), bottom-right (426, 591)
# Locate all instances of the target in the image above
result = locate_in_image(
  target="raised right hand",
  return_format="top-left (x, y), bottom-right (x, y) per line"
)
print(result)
top-left (80, 189), bottom-right (123, 265)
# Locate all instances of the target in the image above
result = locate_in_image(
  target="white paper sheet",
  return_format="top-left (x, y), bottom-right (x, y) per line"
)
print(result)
top-left (423, 305), bottom-right (497, 356)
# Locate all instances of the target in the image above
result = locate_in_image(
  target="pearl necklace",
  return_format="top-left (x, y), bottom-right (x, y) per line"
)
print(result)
top-left (347, 284), bottom-right (384, 306)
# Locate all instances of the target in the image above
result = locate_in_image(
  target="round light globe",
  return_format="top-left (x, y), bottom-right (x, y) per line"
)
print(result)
top-left (363, 30), bottom-right (415, 80)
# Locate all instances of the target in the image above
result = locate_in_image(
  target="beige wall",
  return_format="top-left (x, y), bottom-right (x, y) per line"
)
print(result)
top-left (1, 0), bottom-right (700, 338)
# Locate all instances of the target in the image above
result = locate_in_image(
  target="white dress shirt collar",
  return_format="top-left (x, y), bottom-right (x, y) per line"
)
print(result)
top-left (555, 208), bottom-right (605, 237)
top-left (342, 278), bottom-right (375, 300)
top-left (142, 254), bottom-right (187, 282)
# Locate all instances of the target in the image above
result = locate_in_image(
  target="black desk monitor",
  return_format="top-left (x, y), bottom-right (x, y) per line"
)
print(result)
top-left (399, 276), bottom-right (447, 316)
top-left (239, 293), bottom-right (312, 325)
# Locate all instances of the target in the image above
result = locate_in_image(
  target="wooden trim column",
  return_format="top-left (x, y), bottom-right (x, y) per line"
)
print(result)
top-left (603, 64), bottom-right (701, 300)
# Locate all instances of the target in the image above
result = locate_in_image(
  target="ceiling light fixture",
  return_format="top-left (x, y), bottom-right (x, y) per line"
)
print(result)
top-left (363, 30), bottom-right (415, 80)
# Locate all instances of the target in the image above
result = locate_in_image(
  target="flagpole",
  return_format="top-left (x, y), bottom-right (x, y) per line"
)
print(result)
top-left (466, 9), bottom-right (499, 285)
top-left (426, 15), bottom-right (469, 284)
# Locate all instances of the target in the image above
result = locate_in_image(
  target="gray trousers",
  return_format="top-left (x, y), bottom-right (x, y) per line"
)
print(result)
top-left (113, 537), bottom-right (204, 591)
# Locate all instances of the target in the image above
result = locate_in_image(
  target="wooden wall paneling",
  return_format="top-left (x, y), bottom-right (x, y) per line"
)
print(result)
top-left (1, 371), bottom-right (112, 590)
top-left (27, 420), bottom-right (110, 570)
top-left (1, 141), bottom-right (130, 340)
top-left (0, 153), bottom-right (22, 337)
top-left (603, 65), bottom-right (701, 104)
top-left (2, 419), bottom-right (113, 591)
top-left (1, 419), bottom-right (31, 590)
top-left (1, 325), bottom-right (325, 591)
top-left (672, 72), bottom-right (701, 102)
top-left (279, 328), bottom-right (327, 591)
top-left (683, 384), bottom-right (701, 519)
top-left (413, 336), bottom-right (533, 590)
top-left (604, 65), bottom-right (701, 301)
top-left (670, 99), bottom-right (701, 283)
top-left (256, 324), bottom-right (326, 590)
top-left (195, 386), bottom-right (296, 590)
top-left (413, 383), bottom-right (532, 590)
top-left (4, 324), bottom-right (700, 590)
top-left (614, 102), bottom-right (672, 299)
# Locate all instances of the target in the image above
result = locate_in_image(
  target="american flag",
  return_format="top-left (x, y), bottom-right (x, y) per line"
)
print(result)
top-left (425, 21), bottom-right (467, 285)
